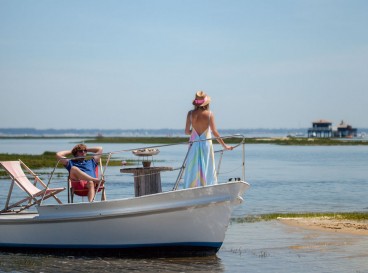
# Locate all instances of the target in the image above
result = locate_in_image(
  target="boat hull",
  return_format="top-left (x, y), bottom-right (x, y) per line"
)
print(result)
top-left (0, 181), bottom-right (249, 257)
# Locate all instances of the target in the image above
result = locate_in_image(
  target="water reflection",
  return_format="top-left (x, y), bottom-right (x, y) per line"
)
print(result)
top-left (0, 253), bottom-right (224, 273)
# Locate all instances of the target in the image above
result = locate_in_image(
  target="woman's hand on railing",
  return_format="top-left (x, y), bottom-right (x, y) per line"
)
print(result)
top-left (223, 144), bottom-right (234, 151)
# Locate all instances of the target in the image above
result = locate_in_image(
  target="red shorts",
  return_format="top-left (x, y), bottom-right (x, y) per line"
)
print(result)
top-left (71, 180), bottom-right (89, 191)
top-left (71, 180), bottom-right (104, 190)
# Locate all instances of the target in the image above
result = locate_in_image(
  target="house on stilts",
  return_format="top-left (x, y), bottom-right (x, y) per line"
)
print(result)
top-left (307, 120), bottom-right (357, 138)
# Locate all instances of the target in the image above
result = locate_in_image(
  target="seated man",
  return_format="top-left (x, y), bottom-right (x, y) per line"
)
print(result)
top-left (56, 144), bottom-right (104, 202)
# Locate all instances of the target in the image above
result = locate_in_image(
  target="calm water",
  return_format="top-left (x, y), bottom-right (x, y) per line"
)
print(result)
top-left (0, 138), bottom-right (367, 272)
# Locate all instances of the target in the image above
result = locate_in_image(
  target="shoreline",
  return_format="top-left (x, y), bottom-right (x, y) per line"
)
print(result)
top-left (0, 135), bottom-right (367, 145)
top-left (278, 217), bottom-right (368, 235)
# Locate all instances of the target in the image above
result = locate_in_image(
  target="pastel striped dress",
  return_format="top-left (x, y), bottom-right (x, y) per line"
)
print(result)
top-left (183, 111), bottom-right (217, 188)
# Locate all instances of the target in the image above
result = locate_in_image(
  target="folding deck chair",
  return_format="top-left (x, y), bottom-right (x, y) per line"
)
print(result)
top-left (0, 160), bottom-right (65, 213)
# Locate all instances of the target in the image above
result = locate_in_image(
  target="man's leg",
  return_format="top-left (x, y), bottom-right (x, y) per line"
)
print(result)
top-left (69, 166), bottom-right (100, 183)
top-left (86, 181), bottom-right (95, 202)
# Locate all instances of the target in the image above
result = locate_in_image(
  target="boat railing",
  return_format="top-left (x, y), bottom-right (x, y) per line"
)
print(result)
top-left (172, 134), bottom-right (246, 190)
top-left (42, 134), bottom-right (246, 204)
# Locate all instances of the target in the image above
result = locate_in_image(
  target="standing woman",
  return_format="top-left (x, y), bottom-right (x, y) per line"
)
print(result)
top-left (183, 91), bottom-right (233, 189)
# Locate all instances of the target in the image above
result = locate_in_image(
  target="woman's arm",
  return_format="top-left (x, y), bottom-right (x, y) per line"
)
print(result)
top-left (185, 111), bottom-right (192, 135)
top-left (209, 114), bottom-right (233, 150)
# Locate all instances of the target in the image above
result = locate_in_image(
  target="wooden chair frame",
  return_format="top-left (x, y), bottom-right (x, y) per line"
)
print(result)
top-left (0, 160), bottom-right (65, 213)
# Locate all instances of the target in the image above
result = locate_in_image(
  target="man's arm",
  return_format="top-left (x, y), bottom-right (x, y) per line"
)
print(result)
top-left (56, 150), bottom-right (71, 167)
top-left (88, 146), bottom-right (103, 163)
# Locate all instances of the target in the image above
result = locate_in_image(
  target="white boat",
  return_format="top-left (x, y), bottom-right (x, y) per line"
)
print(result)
top-left (0, 136), bottom-right (250, 257)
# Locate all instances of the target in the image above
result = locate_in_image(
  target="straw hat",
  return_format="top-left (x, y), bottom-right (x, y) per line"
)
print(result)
top-left (192, 91), bottom-right (211, 107)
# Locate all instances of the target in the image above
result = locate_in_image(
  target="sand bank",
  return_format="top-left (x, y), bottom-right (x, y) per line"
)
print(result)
top-left (278, 217), bottom-right (368, 235)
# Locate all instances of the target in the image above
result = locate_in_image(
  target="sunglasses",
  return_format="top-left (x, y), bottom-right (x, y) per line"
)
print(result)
top-left (78, 149), bottom-right (87, 153)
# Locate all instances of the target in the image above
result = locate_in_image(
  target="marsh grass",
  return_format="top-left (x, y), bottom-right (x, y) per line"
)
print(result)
top-left (0, 151), bottom-right (60, 168)
top-left (86, 136), bottom-right (368, 145)
top-left (1, 136), bottom-right (367, 145)
top-left (0, 151), bottom-right (127, 176)
top-left (233, 212), bottom-right (368, 223)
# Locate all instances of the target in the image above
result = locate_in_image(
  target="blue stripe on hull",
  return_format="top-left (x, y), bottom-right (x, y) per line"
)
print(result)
top-left (0, 242), bottom-right (222, 257)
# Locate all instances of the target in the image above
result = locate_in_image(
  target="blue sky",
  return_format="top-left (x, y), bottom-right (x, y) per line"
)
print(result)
top-left (1, 0), bottom-right (367, 130)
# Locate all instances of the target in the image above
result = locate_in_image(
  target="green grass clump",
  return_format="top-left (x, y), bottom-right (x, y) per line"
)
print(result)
top-left (0, 151), bottom-right (58, 168)
top-left (0, 152), bottom-right (126, 176)
top-left (233, 212), bottom-right (368, 223)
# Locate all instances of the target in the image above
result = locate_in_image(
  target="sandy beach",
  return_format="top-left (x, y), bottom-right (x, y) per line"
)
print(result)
top-left (278, 217), bottom-right (368, 235)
